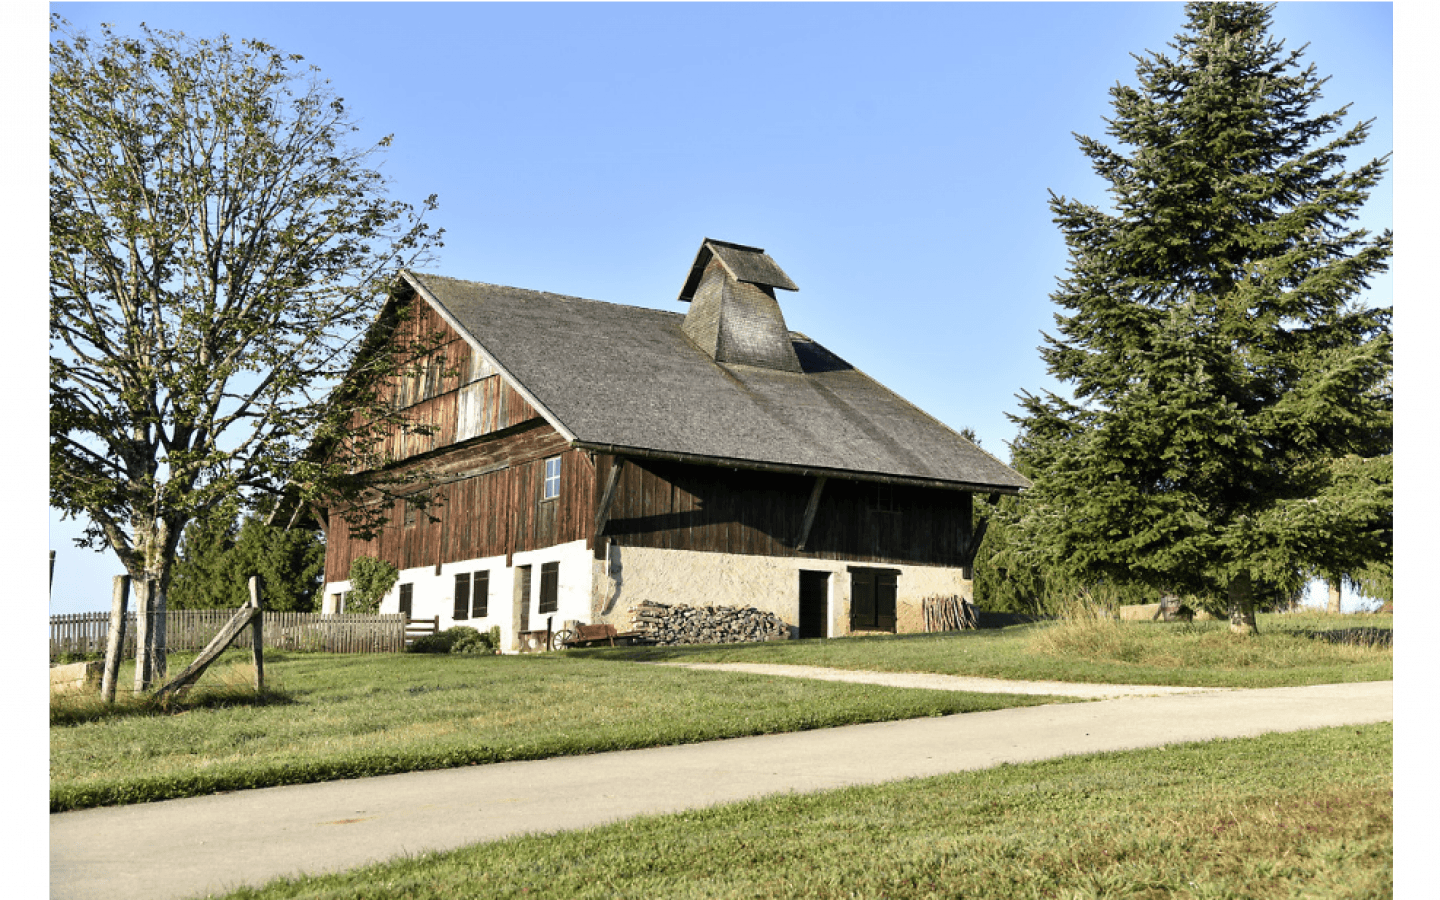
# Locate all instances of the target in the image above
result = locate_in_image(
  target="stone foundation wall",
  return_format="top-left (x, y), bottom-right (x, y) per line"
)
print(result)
top-left (595, 544), bottom-right (974, 637)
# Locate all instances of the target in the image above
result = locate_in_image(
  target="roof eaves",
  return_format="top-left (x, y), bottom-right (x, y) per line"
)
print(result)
top-left (569, 440), bottom-right (1027, 495)
top-left (401, 270), bottom-right (579, 444)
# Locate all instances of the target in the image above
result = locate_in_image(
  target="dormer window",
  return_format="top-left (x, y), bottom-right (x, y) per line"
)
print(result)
top-left (543, 456), bottom-right (562, 500)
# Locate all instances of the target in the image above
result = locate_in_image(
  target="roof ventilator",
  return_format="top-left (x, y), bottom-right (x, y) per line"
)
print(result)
top-left (677, 238), bottom-right (802, 373)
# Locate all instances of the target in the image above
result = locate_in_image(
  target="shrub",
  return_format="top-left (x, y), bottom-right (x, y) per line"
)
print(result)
top-left (408, 626), bottom-right (499, 655)
top-left (347, 556), bottom-right (399, 614)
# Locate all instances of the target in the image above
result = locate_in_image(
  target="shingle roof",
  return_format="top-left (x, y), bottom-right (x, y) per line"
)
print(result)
top-left (678, 239), bottom-right (798, 301)
top-left (405, 271), bottom-right (1029, 493)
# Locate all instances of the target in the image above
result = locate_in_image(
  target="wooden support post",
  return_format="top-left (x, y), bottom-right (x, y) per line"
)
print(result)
top-left (133, 576), bottom-right (154, 693)
top-left (152, 600), bottom-right (262, 702)
top-left (795, 476), bottom-right (827, 550)
top-left (101, 575), bottom-right (130, 704)
top-left (595, 457), bottom-right (626, 538)
top-left (249, 575), bottom-right (265, 693)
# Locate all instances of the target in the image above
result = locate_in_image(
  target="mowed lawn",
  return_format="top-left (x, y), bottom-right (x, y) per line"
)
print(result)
top-left (219, 723), bottom-right (1393, 900)
top-left (50, 650), bottom-right (1076, 812)
top-left (584, 612), bottom-right (1394, 688)
top-left (51, 614), bottom-right (1390, 813)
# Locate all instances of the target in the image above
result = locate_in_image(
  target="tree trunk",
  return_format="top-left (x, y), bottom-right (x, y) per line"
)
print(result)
top-left (1228, 571), bottom-right (1259, 636)
top-left (1327, 577), bottom-right (1342, 615)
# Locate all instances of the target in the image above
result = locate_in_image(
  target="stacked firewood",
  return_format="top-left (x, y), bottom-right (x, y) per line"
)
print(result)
top-left (627, 601), bottom-right (791, 645)
top-left (923, 595), bottom-right (978, 632)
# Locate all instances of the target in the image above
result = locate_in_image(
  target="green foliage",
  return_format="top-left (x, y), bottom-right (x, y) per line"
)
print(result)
top-left (408, 626), bottom-right (499, 655)
top-left (49, 15), bottom-right (441, 642)
top-left (170, 505), bottom-right (325, 612)
top-left (346, 556), bottom-right (399, 614)
top-left (1010, 2), bottom-right (1392, 619)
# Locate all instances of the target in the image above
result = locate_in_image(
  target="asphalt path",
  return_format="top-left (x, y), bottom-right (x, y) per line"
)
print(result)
top-left (50, 676), bottom-right (1392, 900)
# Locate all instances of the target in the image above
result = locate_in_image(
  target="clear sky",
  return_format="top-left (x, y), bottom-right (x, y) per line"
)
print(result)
top-left (43, 2), bottom-right (1395, 615)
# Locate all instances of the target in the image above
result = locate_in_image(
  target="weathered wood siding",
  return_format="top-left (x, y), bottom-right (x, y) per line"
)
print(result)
top-left (325, 423), bottom-right (596, 582)
top-left (596, 456), bottom-right (973, 568)
top-left (356, 298), bottom-right (540, 465)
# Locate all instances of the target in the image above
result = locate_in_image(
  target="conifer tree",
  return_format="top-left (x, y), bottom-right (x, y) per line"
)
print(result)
top-left (1010, 2), bottom-right (1392, 634)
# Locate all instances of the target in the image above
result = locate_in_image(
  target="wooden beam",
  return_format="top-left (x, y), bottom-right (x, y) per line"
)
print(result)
top-left (795, 475), bottom-right (827, 550)
top-left (153, 595), bottom-right (262, 701)
top-left (249, 576), bottom-right (265, 693)
top-left (595, 457), bottom-right (626, 538)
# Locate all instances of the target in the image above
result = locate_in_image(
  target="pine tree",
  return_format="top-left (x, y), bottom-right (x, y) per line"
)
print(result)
top-left (170, 506), bottom-right (325, 612)
top-left (1010, 2), bottom-right (1392, 634)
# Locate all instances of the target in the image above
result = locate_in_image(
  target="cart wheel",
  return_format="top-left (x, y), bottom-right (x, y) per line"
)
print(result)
top-left (551, 630), bottom-right (575, 651)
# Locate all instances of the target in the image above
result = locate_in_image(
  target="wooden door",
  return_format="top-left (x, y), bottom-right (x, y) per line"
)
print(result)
top-left (850, 568), bottom-right (897, 632)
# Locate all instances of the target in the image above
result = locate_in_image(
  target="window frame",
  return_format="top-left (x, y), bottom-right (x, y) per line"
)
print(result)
top-left (542, 455), bottom-right (562, 501)
top-left (399, 583), bottom-right (414, 619)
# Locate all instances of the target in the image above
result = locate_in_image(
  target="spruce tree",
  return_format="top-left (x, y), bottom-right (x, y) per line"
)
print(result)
top-left (1010, 2), bottom-right (1392, 634)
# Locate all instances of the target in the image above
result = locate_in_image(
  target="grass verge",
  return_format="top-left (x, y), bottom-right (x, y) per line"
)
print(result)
top-left (219, 723), bottom-right (1393, 900)
top-left (584, 612), bottom-right (1393, 688)
top-left (50, 650), bottom-right (1076, 812)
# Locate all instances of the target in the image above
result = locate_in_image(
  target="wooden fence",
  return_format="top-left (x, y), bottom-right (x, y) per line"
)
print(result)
top-left (50, 610), bottom-right (408, 660)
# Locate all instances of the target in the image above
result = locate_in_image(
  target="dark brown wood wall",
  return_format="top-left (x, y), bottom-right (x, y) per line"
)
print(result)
top-left (350, 298), bottom-right (539, 465)
top-left (596, 457), bottom-right (974, 568)
top-left (324, 424), bottom-right (595, 583)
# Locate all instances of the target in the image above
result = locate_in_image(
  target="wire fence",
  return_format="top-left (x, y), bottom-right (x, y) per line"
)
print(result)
top-left (50, 610), bottom-right (408, 660)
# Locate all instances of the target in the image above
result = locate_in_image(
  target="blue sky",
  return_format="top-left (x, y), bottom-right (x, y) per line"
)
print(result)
top-left (42, 2), bottom-right (1396, 615)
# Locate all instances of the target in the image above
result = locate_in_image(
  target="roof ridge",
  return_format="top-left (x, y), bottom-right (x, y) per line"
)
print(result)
top-left (407, 271), bottom-right (685, 319)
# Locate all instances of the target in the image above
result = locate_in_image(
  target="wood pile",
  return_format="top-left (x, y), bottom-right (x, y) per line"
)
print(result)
top-left (923, 595), bottom-right (978, 632)
top-left (627, 601), bottom-right (790, 645)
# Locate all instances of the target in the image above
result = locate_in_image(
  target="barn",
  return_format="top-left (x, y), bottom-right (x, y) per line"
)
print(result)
top-left (316, 239), bottom-right (1029, 650)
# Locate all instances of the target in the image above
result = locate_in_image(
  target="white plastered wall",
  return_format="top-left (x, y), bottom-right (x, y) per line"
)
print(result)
top-left (592, 544), bottom-right (972, 637)
top-left (320, 539), bottom-right (596, 651)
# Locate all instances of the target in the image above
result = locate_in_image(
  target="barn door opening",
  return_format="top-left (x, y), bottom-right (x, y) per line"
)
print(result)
top-left (798, 571), bottom-right (829, 639)
top-left (849, 568), bottom-right (897, 633)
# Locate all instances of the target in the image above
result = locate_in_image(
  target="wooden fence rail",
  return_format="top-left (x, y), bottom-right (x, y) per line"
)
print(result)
top-left (50, 611), bottom-right (407, 660)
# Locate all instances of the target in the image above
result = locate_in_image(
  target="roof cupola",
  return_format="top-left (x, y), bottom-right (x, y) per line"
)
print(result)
top-left (678, 238), bottom-right (802, 373)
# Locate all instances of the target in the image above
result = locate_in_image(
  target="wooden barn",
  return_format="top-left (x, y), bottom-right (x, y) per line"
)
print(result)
top-left (316, 239), bottom-right (1029, 650)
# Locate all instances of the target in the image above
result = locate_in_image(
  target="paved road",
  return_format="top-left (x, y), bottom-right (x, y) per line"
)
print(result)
top-left (51, 679), bottom-right (1392, 900)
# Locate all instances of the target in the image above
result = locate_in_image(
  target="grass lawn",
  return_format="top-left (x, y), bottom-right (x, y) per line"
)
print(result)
top-left (583, 612), bottom-right (1393, 688)
top-left (50, 650), bottom-right (1076, 812)
top-left (218, 723), bottom-right (1393, 900)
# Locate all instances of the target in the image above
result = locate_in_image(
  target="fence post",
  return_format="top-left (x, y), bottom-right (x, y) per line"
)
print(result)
top-left (101, 576), bottom-right (130, 703)
top-left (249, 576), bottom-right (265, 692)
top-left (133, 576), bottom-right (156, 693)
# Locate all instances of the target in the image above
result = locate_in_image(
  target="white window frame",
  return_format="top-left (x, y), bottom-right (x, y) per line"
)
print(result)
top-left (543, 455), bottom-right (562, 500)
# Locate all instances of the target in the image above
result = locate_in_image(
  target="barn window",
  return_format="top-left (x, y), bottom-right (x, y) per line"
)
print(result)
top-left (453, 573), bottom-right (471, 620)
top-left (849, 567), bottom-right (898, 632)
top-left (538, 562), bottom-right (559, 614)
top-left (399, 583), bottom-right (413, 618)
top-left (543, 456), bottom-right (562, 500)
top-left (472, 571), bottom-right (489, 618)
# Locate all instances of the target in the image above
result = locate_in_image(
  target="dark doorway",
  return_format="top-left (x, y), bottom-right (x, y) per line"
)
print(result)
top-left (798, 571), bottom-right (829, 639)
top-left (850, 568), bottom-right (898, 632)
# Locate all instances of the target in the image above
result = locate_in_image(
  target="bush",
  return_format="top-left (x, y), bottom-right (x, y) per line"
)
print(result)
top-left (408, 626), bottom-right (500, 655)
top-left (450, 628), bottom-right (498, 655)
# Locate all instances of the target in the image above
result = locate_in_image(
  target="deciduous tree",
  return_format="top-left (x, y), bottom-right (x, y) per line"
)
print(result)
top-left (50, 17), bottom-right (442, 685)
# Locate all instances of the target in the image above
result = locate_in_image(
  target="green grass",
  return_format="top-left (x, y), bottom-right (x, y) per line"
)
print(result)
top-left (218, 723), bottom-right (1393, 900)
top-left (583, 612), bottom-right (1393, 688)
top-left (50, 650), bottom-right (1076, 812)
